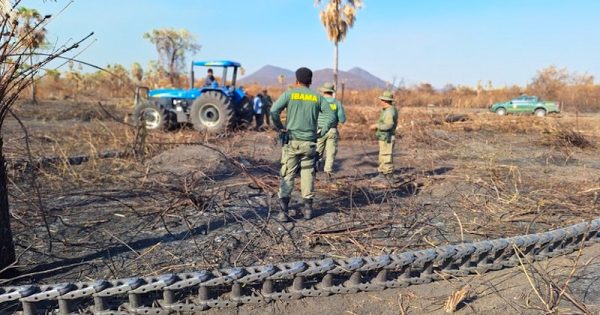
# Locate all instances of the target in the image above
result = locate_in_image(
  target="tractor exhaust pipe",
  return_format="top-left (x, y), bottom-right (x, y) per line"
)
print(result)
top-left (190, 62), bottom-right (195, 89)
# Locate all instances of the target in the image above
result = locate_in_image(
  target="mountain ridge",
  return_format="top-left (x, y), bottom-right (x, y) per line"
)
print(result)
top-left (239, 65), bottom-right (388, 90)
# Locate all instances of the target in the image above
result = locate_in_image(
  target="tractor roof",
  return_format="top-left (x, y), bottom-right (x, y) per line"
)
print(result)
top-left (193, 60), bottom-right (241, 67)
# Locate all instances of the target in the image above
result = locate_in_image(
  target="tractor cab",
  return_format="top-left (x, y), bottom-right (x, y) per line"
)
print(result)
top-left (133, 60), bottom-right (253, 133)
top-left (187, 60), bottom-right (246, 109)
top-left (190, 60), bottom-right (240, 89)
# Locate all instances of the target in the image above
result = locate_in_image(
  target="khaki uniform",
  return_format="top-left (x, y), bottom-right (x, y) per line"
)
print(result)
top-left (316, 128), bottom-right (338, 173)
top-left (375, 106), bottom-right (398, 175)
top-left (271, 87), bottom-right (327, 199)
top-left (316, 97), bottom-right (346, 174)
top-left (280, 140), bottom-right (317, 199)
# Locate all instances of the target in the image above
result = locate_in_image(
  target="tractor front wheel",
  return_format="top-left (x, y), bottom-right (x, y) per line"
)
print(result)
top-left (132, 101), bottom-right (175, 130)
top-left (191, 91), bottom-right (236, 133)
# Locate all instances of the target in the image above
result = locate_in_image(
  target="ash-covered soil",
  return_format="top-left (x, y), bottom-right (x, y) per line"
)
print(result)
top-left (2, 102), bottom-right (600, 313)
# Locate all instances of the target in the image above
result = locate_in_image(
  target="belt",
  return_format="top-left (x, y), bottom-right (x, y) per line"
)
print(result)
top-left (289, 135), bottom-right (317, 142)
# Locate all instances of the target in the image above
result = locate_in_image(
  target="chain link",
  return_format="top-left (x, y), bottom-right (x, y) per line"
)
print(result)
top-left (1, 220), bottom-right (598, 314)
top-left (94, 278), bottom-right (144, 297)
top-left (0, 285), bottom-right (38, 303)
top-left (9, 150), bottom-right (127, 170)
top-left (60, 280), bottom-right (110, 300)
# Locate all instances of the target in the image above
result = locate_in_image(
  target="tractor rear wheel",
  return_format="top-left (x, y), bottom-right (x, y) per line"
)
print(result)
top-left (191, 91), bottom-right (236, 133)
top-left (132, 101), bottom-right (176, 130)
top-left (236, 96), bottom-right (254, 127)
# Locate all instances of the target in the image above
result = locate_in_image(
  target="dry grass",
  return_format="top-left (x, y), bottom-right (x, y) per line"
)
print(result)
top-left (339, 103), bottom-right (594, 147)
top-left (444, 286), bottom-right (471, 313)
top-left (541, 125), bottom-right (595, 149)
top-left (3, 98), bottom-right (600, 296)
top-left (29, 62), bottom-right (600, 114)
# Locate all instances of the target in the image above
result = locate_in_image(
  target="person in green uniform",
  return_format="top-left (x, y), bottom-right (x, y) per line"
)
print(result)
top-left (316, 82), bottom-right (346, 180)
top-left (369, 91), bottom-right (398, 180)
top-left (270, 67), bottom-right (328, 222)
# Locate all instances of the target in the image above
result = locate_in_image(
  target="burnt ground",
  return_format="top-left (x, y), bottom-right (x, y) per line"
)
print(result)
top-left (2, 101), bottom-right (600, 313)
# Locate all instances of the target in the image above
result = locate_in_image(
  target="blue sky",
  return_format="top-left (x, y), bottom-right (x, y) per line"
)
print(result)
top-left (20, 0), bottom-right (600, 87)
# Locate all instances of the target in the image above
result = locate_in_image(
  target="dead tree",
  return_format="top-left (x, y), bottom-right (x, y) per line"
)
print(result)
top-left (0, 0), bottom-right (92, 276)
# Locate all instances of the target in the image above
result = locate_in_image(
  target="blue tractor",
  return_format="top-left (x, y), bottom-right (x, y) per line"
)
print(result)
top-left (132, 60), bottom-right (253, 133)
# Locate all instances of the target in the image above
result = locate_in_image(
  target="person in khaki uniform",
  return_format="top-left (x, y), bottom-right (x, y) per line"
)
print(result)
top-left (369, 91), bottom-right (398, 180)
top-left (316, 82), bottom-right (346, 180)
top-left (271, 67), bottom-right (327, 222)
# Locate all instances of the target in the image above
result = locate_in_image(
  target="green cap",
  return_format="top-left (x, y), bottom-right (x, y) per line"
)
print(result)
top-left (319, 82), bottom-right (336, 93)
top-left (378, 91), bottom-right (394, 102)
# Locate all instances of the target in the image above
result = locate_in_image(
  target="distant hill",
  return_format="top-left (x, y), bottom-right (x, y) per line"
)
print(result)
top-left (239, 65), bottom-right (388, 90)
top-left (239, 65), bottom-right (294, 87)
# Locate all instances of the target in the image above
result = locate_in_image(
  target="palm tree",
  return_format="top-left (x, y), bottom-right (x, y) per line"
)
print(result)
top-left (16, 7), bottom-right (47, 104)
top-left (131, 62), bottom-right (144, 83)
top-left (277, 74), bottom-right (286, 91)
top-left (315, 0), bottom-right (362, 90)
top-left (0, 0), bottom-right (12, 18)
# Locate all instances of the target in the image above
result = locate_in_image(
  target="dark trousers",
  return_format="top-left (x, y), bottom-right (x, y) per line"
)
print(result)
top-left (264, 106), bottom-right (271, 126)
top-left (254, 113), bottom-right (264, 130)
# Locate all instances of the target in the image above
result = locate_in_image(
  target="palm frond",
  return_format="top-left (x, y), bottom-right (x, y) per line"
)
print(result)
top-left (0, 0), bottom-right (14, 21)
top-left (317, 0), bottom-right (362, 43)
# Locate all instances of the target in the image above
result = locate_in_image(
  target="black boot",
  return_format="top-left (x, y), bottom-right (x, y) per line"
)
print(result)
top-left (288, 206), bottom-right (298, 218)
top-left (277, 197), bottom-right (290, 222)
top-left (372, 173), bottom-right (386, 180)
top-left (302, 198), bottom-right (313, 220)
top-left (372, 173), bottom-right (394, 182)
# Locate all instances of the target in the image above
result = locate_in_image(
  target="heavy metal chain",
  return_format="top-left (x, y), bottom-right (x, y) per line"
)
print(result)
top-left (1, 219), bottom-right (598, 314)
top-left (9, 150), bottom-right (126, 170)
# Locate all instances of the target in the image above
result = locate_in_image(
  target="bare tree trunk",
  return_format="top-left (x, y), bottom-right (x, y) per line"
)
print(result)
top-left (31, 78), bottom-right (36, 104)
top-left (0, 137), bottom-right (16, 277)
top-left (30, 53), bottom-right (37, 104)
top-left (333, 41), bottom-right (339, 91)
top-left (169, 51), bottom-right (177, 87)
